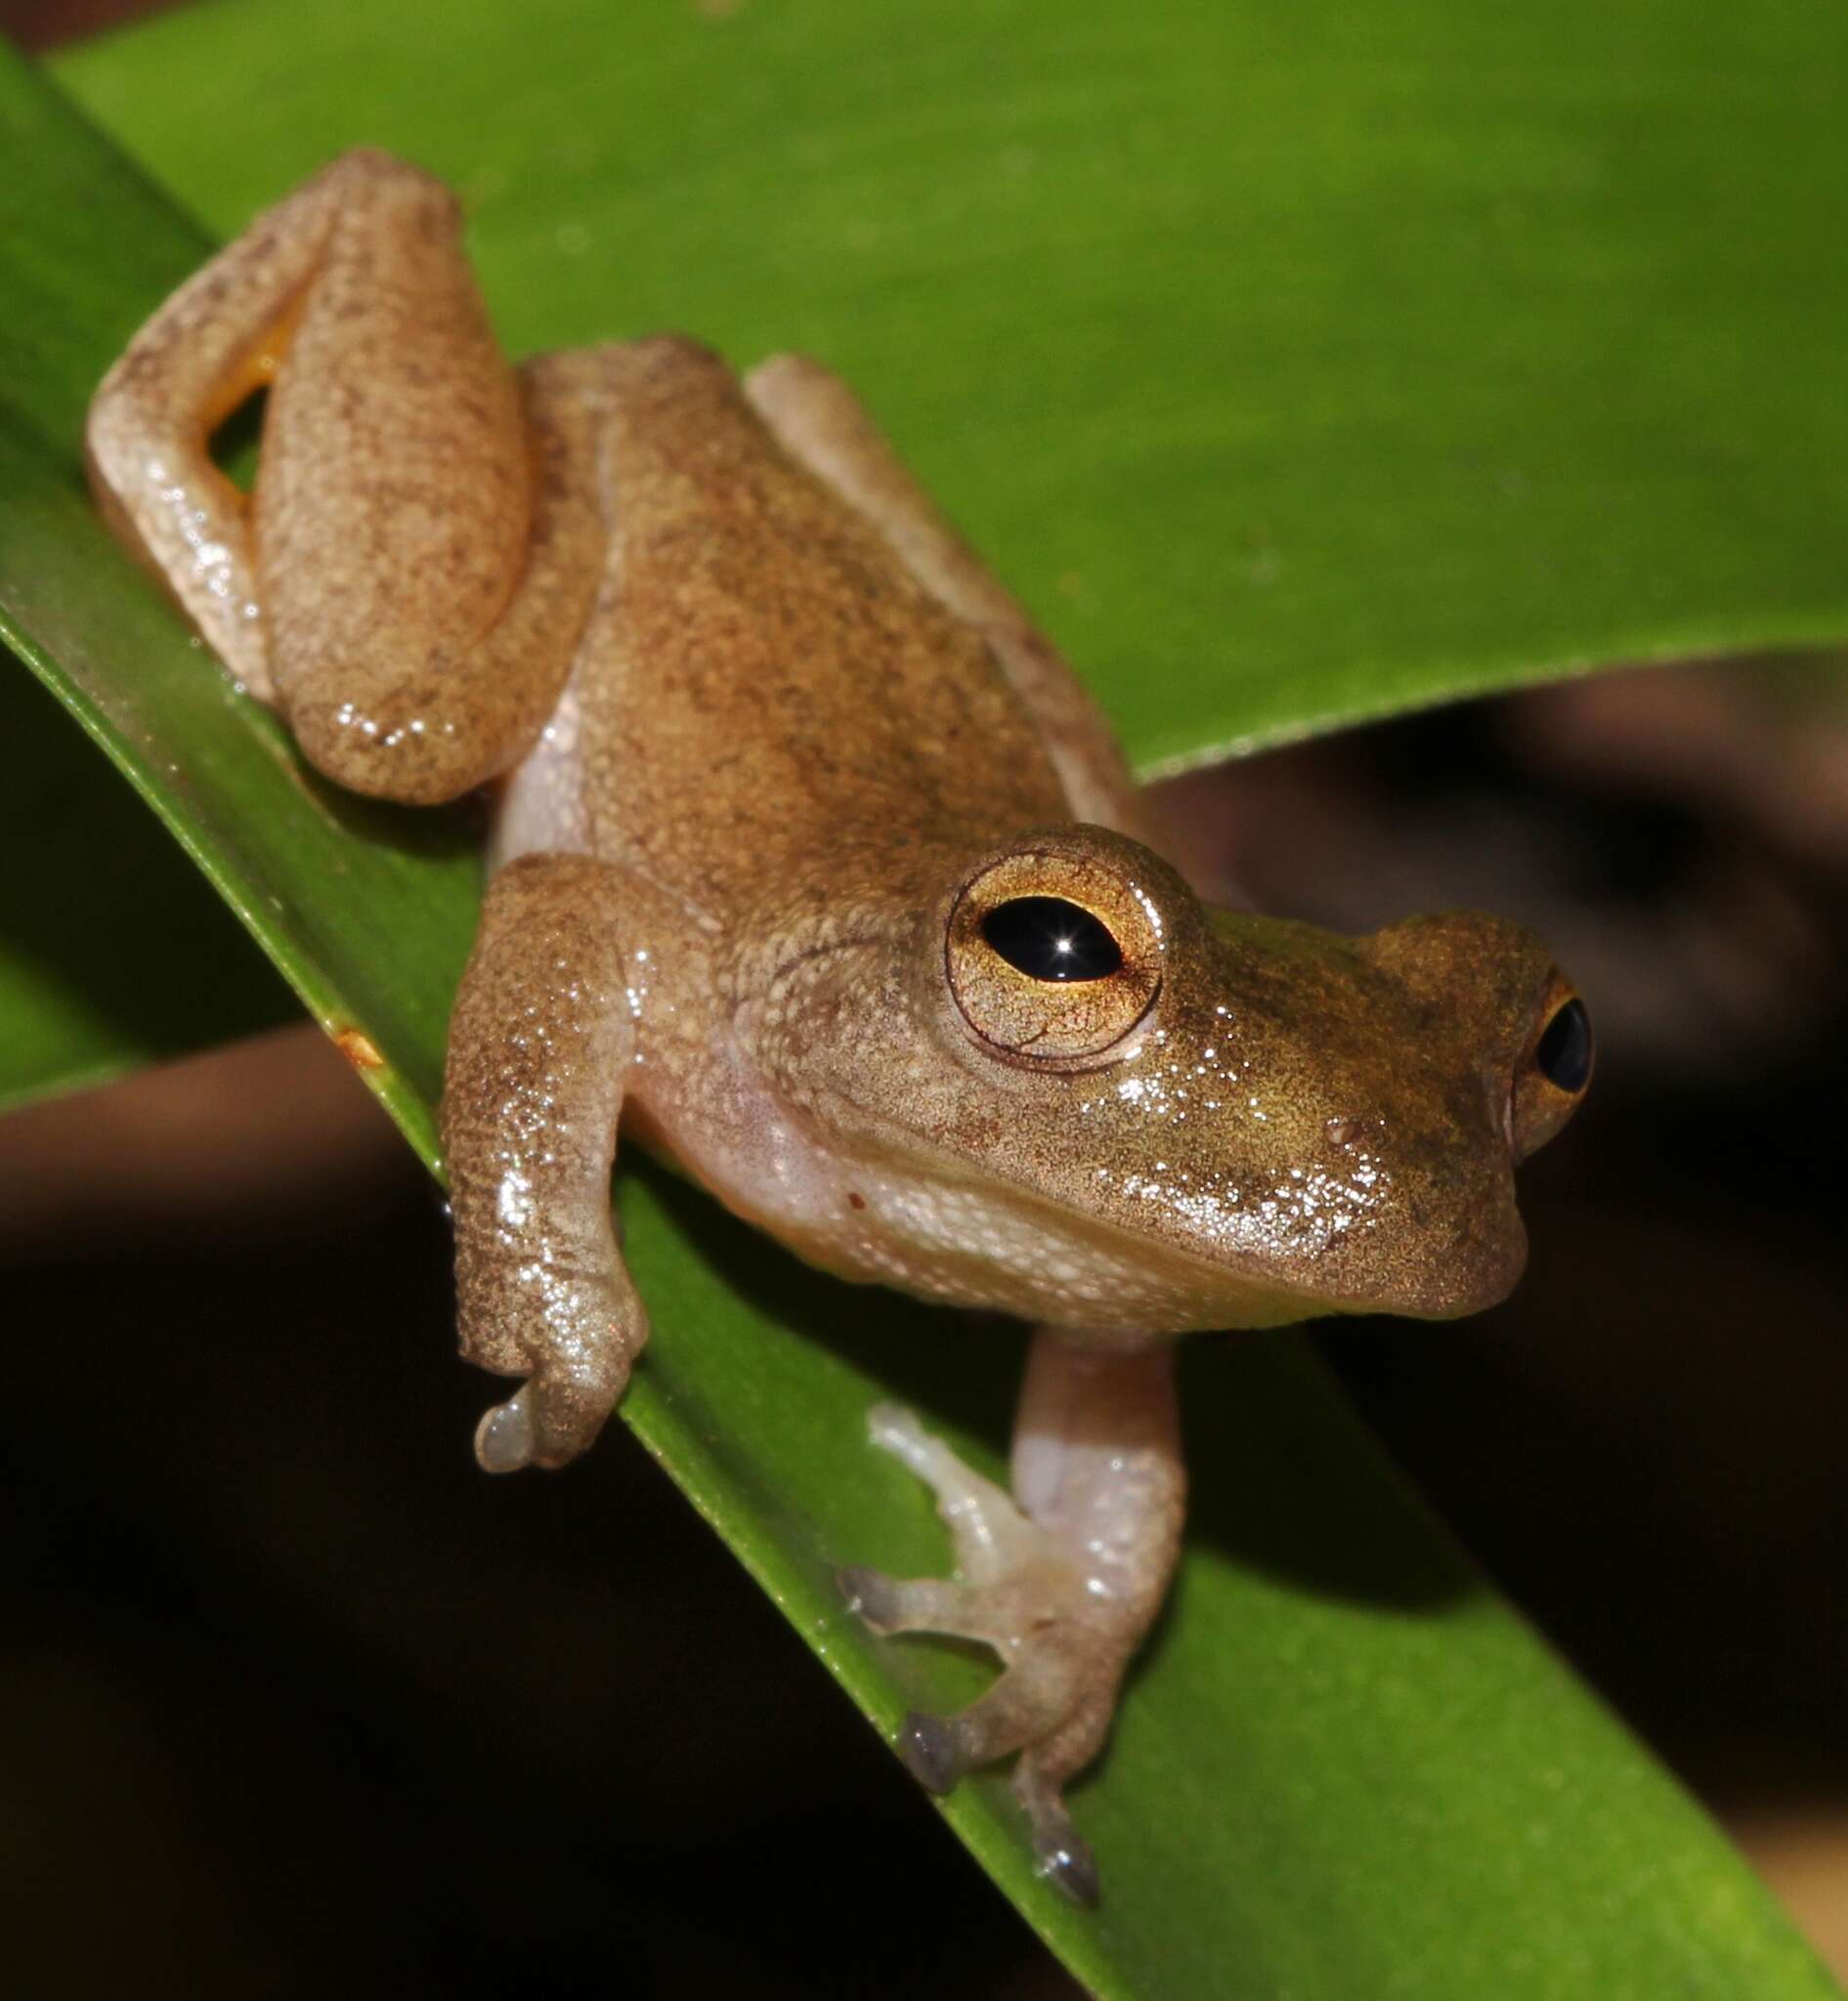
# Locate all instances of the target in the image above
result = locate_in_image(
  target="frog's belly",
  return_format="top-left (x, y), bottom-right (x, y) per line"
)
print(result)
top-left (491, 672), bottom-right (590, 868)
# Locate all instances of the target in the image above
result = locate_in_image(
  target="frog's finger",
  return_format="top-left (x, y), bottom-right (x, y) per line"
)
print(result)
top-left (474, 1385), bottom-right (537, 1474)
top-left (473, 1344), bottom-right (632, 1474)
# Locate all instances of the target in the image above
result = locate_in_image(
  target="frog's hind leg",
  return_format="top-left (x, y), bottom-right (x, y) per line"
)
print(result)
top-left (838, 1336), bottom-right (1183, 1904)
top-left (86, 158), bottom-right (340, 699)
top-left (441, 851), bottom-right (648, 1472)
top-left (744, 355), bottom-right (1148, 842)
top-left (88, 149), bottom-right (603, 804)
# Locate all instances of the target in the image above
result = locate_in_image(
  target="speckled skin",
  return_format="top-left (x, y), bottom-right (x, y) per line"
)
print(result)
top-left (86, 150), bottom-right (1589, 1902)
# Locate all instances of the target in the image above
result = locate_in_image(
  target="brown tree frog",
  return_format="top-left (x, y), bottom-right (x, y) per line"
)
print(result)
top-left (86, 150), bottom-right (1592, 1903)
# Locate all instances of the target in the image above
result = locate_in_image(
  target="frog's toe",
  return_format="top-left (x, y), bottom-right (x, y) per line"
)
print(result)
top-left (895, 1708), bottom-right (968, 1793)
top-left (473, 1349), bottom-right (629, 1473)
top-left (862, 1402), bottom-right (1047, 1584)
top-left (913, 1634), bottom-right (1091, 1763)
top-left (835, 1564), bottom-right (970, 1635)
top-left (868, 1636), bottom-right (1113, 1896)
top-left (884, 1693), bottom-right (1102, 1901)
top-left (1025, 1801), bottom-right (1100, 1908)
top-left (474, 1385), bottom-right (537, 1473)
top-left (834, 1562), bottom-right (902, 1628)
top-left (840, 1551), bottom-right (1119, 1894)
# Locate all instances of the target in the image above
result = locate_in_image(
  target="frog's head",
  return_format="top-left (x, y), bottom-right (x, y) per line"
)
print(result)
top-left (793, 822), bottom-right (1590, 1332)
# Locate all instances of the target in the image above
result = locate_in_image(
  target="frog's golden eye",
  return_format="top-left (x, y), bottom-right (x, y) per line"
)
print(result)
top-left (1512, 983), bottom-right (1592, 1159)
top-left (947, 849), bottom-right (1162, 1067)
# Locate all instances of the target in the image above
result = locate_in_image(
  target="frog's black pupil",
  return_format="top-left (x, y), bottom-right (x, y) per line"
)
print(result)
top-left (982, 897), bottom-right (1123, 982)
top-left (1535, 997), bottom-right (1592, 1092)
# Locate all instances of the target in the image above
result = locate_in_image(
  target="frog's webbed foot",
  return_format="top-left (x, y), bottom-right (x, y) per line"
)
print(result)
top-left (839, 1344), bottom-right (1183, 1906)
top-left (838, 1405), bottom-right (1114, 1902)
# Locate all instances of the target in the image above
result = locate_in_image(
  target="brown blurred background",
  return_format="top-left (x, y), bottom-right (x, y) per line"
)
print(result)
top-left (5, 3), bottom-right (1846, 1992)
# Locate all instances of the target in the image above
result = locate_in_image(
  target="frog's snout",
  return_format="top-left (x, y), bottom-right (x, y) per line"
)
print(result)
top-left (1359, 909), bottom-right (1593, 1167)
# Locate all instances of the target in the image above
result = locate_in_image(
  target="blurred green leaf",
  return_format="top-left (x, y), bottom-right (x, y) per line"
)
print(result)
top-left (0, 650), bottom-right (289, 1112)
top-left (4, 5), bottom-right (1844, 1993)
top-left (56, 0), bottom-right (1848, 773)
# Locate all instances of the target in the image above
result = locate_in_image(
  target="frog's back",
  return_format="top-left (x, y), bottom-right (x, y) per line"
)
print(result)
top-left (567, 336), bottom-right (1067, 917)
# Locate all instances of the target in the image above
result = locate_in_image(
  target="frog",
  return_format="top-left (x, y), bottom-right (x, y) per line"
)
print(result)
top-left (85, 149), bottom-right (1593, 1904)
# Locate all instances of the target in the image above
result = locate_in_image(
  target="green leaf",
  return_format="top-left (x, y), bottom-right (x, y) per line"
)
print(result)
top-left (55, 0), bottom-right (1848, 774)
top-left (3, 7), bottom-right (1842, 1994)
top-left (0, 649), bottom-right (290, 1111)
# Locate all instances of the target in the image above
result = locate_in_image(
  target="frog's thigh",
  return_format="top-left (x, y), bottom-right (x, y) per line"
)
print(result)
top-left (257, 195), bottom-right (606, 805)
top-left (744, 354), bottom-right (1145, 839)
top-left (442, 851), bottom-right (648, 1473)
top-left (840, 1334), bottom-right (1182, 1903)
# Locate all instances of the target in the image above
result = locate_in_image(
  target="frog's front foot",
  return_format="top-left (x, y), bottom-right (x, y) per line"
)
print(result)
top-left (473, 1346), bottom-right (630, 1474)
top-left (443, 852), bottom-right (650, 1477)
top-left (839, 1401), bottom-right (1144, 1906)
top-left (469, 1270), bottom-right (650, 1474)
